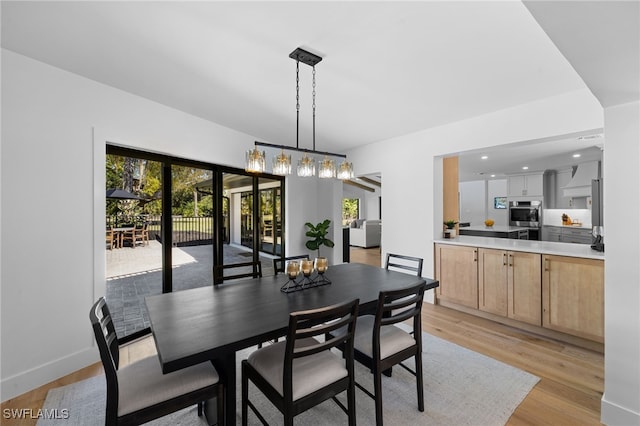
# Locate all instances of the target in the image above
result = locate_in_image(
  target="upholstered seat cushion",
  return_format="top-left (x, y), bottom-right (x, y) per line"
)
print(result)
top-left (247, 337), bottom-right (348, 401)
top-left (350, 315), bottom-right (416, 359)
top-left (117, 356), bottom-right (219, 416)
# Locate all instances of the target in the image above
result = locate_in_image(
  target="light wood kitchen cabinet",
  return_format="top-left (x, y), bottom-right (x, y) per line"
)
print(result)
top-left (478, 249), bottom-right (542, 325)
top-left (508, 173), bottom-right (544, 197)
top-left (435, 244), bottom-right (478, 308)
top-left (542, 255), bottom-right (604, 342)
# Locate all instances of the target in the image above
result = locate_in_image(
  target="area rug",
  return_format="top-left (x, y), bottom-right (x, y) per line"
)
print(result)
top-left (38, 330), bottom-right (539, 425)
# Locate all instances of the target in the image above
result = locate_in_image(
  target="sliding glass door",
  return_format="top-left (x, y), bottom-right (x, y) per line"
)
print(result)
top-left (105, 145), bottom-right (285, 341)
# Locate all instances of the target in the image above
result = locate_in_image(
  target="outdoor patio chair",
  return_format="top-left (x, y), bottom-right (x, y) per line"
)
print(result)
top-left (106, 228), bottom-right (117, 250)
top-left (89, 297), bottom-right (224, 425)
top-left (121, 224), bottom-right (145, 248)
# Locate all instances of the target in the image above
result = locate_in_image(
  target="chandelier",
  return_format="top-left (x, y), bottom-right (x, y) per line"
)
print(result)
top-left (245, 47), bottom-right (354, 180)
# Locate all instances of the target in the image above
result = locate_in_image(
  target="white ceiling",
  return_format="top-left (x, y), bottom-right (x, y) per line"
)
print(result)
top-left (2, 1), bottom-right (588, 155)
top-left (457, 133), bottom-right (604, 182)
top-left (3, 0), bottom-right (637, 183)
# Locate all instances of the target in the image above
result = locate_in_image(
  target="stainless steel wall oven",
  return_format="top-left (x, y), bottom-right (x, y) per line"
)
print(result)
top-left (509, 200), bottom-right (542, 228)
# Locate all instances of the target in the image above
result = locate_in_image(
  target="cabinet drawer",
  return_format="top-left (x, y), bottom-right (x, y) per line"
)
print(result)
top-left (563, 228), bottom-right (591, 237)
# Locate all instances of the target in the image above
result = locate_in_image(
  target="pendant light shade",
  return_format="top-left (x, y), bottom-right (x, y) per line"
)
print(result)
top-left (245, 147), bottom-right (266, 173)
top-left (318, 156), bottom-right (337, 179)
top-left (337, 160), bottom-right (354, 180)
top-left (297, 153), bottom-right (316, 177)
top-left (272, 149), bottom-right (292, 175)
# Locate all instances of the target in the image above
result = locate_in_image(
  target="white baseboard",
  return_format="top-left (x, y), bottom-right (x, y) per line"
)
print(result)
top-left (1, 347), bottom-right (99, 402)
top-left (601, 396), bottom-right (640, 425)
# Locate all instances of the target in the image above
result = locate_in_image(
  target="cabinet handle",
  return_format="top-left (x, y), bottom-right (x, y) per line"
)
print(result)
top-left (544, 258), bottom-right (550, 272)
top-left (503, 253), bottom-right (507, 266)
top-left (473, 249), bottom-right (477, 262)
top-left (508, 254), bottom-right (513, 267)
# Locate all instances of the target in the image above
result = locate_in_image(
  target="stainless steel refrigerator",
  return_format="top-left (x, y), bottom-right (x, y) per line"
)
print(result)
top-left (591, 178), bottom-right (604, 251)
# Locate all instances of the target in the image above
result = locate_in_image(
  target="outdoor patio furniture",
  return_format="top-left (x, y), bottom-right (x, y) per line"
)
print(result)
top-left (106, 228), bottom-right (117, 250)
top-left (120, 225), bottom-right (145, 248)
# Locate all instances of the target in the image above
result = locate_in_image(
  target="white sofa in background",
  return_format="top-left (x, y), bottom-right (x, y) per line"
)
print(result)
top-left (349, 219), bottom-right (381, 248)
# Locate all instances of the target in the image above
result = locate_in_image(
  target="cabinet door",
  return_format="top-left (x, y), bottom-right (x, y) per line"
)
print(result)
top-left (525, 174), bottom-right (544, 197)
top-left (478, 249), bottom-right (508, 316)
top-left (508, 251), bottom-right (542, 325)
top-left (542, 226), bottom-right (562, 242)
top-left (508, 175), bottom-right (526, 197)
top-left (435, 244), bottom-right (478, 308)
top-left (542, 255), bottom-right (604, 342)
top-left (561, 228), bottom-right (592, 244)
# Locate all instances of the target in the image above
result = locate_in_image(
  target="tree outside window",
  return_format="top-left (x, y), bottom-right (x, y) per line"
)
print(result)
top-left (342, 198), bottom-right (359, 226)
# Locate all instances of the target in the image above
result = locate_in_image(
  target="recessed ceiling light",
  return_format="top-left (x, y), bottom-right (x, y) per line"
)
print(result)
top-left (490, 174), bottom-right (496, 178)
top-left (481, 155), bottom-right (488, 160)
top-left (573, 153), bottom-right (581, 158)
top-left (522, 166), bottom-right (529, 170)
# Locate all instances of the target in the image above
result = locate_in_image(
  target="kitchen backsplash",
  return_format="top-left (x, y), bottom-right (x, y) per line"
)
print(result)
top-left (543, 209), bottom-right (592, 227)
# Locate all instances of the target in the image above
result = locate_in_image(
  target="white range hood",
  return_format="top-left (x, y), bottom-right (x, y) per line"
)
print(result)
top-left (562, 161), bottom-right (600, 197)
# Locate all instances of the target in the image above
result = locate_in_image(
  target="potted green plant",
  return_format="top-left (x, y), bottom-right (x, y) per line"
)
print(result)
top-left (443, 220), bottom-right (458, 238)
top-left (305, 219), bottom-right (335, 258)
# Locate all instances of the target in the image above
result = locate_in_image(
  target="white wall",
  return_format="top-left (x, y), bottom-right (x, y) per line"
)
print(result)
top-left (459, 180), bottom-right (485, 225)
top-left (0, 50), bottom-right (342, 400)
top-left (600, 100), bottom-right (640, 425)
top-left (343, 182), bottom-right (381, 221)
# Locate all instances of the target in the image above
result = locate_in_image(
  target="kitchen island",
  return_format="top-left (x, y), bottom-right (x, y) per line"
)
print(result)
top-left (458, 225), bottom-right (531, 239)
top-left (434, 235), bottom-right (604, 351)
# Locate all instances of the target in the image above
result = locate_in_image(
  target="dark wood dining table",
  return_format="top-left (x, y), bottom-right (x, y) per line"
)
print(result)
top-left (145, 262), bottom-right (439, 425)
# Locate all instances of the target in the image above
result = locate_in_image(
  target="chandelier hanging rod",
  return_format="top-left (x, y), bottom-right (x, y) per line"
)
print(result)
top-left (254, 141), bottom-right (347, 159)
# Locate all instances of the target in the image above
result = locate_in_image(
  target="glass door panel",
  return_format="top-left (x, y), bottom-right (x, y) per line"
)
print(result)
top-left (105, 153), bottom-right (163, 340)
top-left (171, 165), bottom-right (214, 290)
top-left (259, 177), bottom-right (283, 257)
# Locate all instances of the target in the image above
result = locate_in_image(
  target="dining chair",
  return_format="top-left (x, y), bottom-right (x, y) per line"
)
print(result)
top-left (272, 255), bottom-right (309, 275)
top-left (214, 260), bottom-right (262, 284)
top-left (334, 282), bottom-right (425, 426)
top-left (89, 297), bottom-right (224, 426)
top-left (385, 253), bottom-right (423, 277)
top-left (242, 299), bottom-right (360, 426)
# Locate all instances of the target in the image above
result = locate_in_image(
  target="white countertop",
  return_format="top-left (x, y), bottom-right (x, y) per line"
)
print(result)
top-left (434, 235), bottom-right (605, 260)
top-left (543, 224), bottom-right (593, 230)
top-left (460, 225), bottom-right (530, 233)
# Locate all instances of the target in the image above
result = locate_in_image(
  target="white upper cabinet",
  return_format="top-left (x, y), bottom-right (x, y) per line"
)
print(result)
top-left (508, 173), bottom-right (544, 197)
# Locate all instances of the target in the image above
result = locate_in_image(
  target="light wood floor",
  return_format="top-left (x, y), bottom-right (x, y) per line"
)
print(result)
top-left (1, 246), bottom-right (603, 425)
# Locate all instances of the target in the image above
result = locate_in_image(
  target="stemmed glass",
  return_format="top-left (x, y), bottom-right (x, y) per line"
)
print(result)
top-left (281, 260), bottom-right (301, 292)
top-left (299, 259), bottom-right (315, 287)
top-left (314, 257), bottom-right (331, 285)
